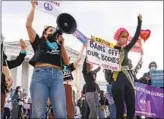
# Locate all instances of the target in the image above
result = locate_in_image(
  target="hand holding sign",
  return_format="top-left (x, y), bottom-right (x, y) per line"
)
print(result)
top-left (31, 0), bottom-right (37, 9)
top-left (87, 37), bottom-right (120, 71)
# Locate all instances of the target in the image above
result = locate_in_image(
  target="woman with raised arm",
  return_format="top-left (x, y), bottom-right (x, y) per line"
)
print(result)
top-left (26, 1), bottom-right (69, 118)
top-left (82, 56), bottom-right (101, 118)
top-left (110, 14), bottom-right (142, 119)
top-left (1, 39), bottom-right (27, 113)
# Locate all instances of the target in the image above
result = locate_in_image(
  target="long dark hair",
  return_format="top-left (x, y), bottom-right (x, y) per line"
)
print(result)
top-left (15, 86), bottom-right (21, 94)
top-left (41, 26), bottom-right (55, 40)
top-left (149, 61), bottom-right (157, 69)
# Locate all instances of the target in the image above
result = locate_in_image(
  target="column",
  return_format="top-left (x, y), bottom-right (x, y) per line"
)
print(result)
top-left (75, 64), bottom-right (81, 99)
top-left (15, 64), bottom-right (23, 87)
top-left (27, 65), bottom-right (34, 97)
top-left (21, 62), bottom-right (29, 93)
top-left (10, 68), bottom-right (17, 89)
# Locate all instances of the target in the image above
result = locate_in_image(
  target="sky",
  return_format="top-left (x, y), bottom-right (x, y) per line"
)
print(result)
top-left (2, 1), bottom-right (163, 81)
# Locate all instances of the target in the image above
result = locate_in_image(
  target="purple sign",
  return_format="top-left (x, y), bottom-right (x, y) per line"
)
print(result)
top-left (135, 82), bottom-right (164, 118)
top-left (73, 29), bottom-right (88, 44)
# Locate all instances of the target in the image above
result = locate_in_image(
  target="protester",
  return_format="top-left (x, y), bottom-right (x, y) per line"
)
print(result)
top-left (138, 61), bottom-right (157, 85)
top-left (63, 44), bottom-right (86, 118)
top-left (81, 83), bottom-right (90, 119)
top-left (26, 1), bottom-right (69, 118)
top-left (1, 38), bottom-right (27, 115)
top-left (11, 86), bottom-right (25, 119)
top-left (110, 14), bottom-right (142, 119)
top-left (99, 90), bottom-right (109, 119)
top-left (149, 61), bottom-right (157, 71)
top-left (77, 96), bottom-right (85, 118)
top-left (82, 57), bottom-right (101, 118)
top-left (3, 91), bottom-right (12, 119)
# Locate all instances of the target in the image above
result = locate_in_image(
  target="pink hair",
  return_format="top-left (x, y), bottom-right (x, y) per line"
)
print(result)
top-left (114, 28), bottom-right (129, 41)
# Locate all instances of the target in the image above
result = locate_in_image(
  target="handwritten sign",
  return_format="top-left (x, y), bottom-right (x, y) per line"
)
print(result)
top-left (73, 29), bottom-right (89, 44)
top-left (87, 40), bottom-right (120, 71)
top-left (91, 36), bottom-right (115, 48)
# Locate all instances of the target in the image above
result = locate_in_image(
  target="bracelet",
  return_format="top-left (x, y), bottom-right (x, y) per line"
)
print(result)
top-left (20, 50), bottom-right (27, 54)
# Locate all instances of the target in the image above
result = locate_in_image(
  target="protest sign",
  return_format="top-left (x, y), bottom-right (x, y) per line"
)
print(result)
top-left (63, 65), bottom-right (74, 81)
top-left (91, 36), bottom-right (115, 48)
top-left (135, 82), bottom-right (164, 118)
top-left (62, 63), bottom-right (76, 81)
top-left (35, 1), bottom-right (62, 16)
top-left (150, 70), bottom-right (164, 88)
top-left (87, 40), bottom-right (120, 71)
top-left (127, 36), bottom-right (142, 53)
top-left (73, 29), bottom-right (88, 44)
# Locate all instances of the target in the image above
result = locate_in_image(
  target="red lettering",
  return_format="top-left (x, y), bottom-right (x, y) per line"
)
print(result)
top-left (54, 2), bottom-right (60, 6)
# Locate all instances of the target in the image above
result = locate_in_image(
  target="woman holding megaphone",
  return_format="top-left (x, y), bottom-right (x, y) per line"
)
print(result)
top-left (26, 1), bottom-right (70, 118)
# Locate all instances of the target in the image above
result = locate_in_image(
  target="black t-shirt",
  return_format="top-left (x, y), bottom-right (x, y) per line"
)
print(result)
top-left (2, 52), bottom-right (26, 93)
top-left (82, 58), bottom-right (101, 92)
top-left (63, 63), bottom-right (75, 81)
top-left (29, 34), bottom-right (62, 67)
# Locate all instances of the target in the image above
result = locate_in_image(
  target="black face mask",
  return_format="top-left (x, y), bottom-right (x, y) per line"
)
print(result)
top-left (47, 30), bottom-right (63, 42)
top-left (47, 34), bottom-right (55, 42)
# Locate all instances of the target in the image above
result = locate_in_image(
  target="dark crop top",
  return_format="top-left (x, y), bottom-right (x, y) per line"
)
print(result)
top-left (29, 34), bottom-right (63, 67)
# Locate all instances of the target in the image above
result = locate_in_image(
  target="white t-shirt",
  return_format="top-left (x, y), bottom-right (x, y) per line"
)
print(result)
top-left (5, 94), bottom-right (12, 109)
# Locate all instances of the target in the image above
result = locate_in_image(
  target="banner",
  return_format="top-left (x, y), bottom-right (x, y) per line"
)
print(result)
top-left (127, 36), bottom-right (142, 53)
top-left (36, 1), bottom-right (62, 16)
top-left (135, 82), bottom-right (164, 118)
top-left (73, 29), bottom-right (88, 44)
top-left (87, 40), bottom-right (120, 71)
top-left (150, 70), bottom-right (164, 88)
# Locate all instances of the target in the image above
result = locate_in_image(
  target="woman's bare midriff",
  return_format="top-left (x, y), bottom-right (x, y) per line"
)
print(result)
top-left (35, 63), bottom-right (62, 70)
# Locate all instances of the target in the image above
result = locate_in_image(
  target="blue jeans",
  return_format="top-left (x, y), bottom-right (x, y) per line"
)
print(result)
top-left (30, 67), bottom-right (67, 118)
top-left (1, 111), bottom-right (4, 119)
top-left (99, 108), bottom-right (105, 119)
top-left (107, 84), bottom-right (116, 118)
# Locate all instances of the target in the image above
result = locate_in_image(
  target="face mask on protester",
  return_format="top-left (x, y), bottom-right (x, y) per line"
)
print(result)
top-left (150, 66), bottom-right (157, 71)
top-left (47, 34), bottom-right (55, 42)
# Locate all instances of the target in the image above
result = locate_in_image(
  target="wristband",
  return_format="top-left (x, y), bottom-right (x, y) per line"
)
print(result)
top-left (20, 50), bottom-right (27, 54)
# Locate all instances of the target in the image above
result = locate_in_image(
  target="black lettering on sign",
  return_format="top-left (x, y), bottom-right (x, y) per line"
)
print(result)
top-left (90, 41), bottom-right (105, 53)
top-left (95, 38), bottom-right (110, 47)
top-left (101, 54), bottom-right (119, 64)
top-left (87, 50), bottom-right (100, 59)
top-left (108, 49), bottom-right (119, 56)
top-left (96, 38), bottom-right (101, 43)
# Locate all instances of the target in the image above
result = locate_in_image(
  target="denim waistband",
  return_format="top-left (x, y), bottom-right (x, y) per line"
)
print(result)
top-left (34, 66), bottom-right (62, 71)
